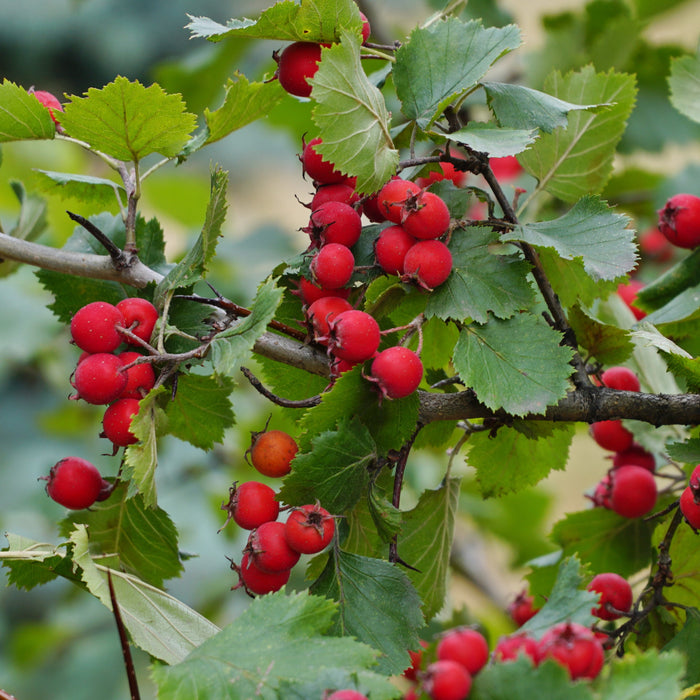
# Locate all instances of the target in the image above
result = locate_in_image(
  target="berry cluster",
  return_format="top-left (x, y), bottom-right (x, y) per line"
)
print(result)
top-left (223, 427), bottom-right (336, 596)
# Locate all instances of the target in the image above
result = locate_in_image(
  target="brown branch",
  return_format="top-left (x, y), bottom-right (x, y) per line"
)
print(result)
top-left (107, 570), bottom-right (140, 700)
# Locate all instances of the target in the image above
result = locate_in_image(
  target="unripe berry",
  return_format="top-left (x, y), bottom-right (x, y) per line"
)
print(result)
top-left (609, 465), bottom-right (657, 518)
top-left (71, 352), bottom-right (128, 405)
top-left (369, 346), bottom-right (423, 399)
top-left (276, 42), bottom-right (323, 98)
top-left (102, 398), bottom-right (140, 447)
top-left (587, 572), bottom-right (633, 620)
top-left (658, 193), bottom-right (700, 249)
top-left (43, 457), bottom-right (104, 509)
top-left (70, 301), bottom-right (125, 353)
top-left (249, 429), bottom-right (298, 478)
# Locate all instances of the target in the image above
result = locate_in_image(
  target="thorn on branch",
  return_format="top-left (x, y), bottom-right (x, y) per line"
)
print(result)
top-left (240, 366), bottom-right (321, 409)
top-left (66, 211), bottom-right (130, 269)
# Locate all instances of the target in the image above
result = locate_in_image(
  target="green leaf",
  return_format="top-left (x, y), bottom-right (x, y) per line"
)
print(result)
top-left (519, 67), bottom-right (637, 203)
top-left (152, 590), bottom-right (392, 699)
top-left (666, 437), bottom-right (700, 465)
top-left (209, 277), bottom-right (284, 376)
top-left (1, 534), bottom-right (76, 590)
top-left (187, 0), bottom-right (363, 43)
top-left (310, 32), bottom-right (398, 195)
top-left (34, 170), bottom-right (124, 209)
top-left (165, 373), bottom-right (235, 449)
top-left (453, 314), bottom-right (574, 416)
top-left (60, 77), bottom-right (197, 161)
top-left (599, 649), bottom-right (685, 700)
top-left (643, 284), bottom-right (700, 326)
top-left (154, 167), bottom-right (228, 305)
top-left (669, 50), bottom-right (700, 125)
top-left (438, 122), bottom-right (537, 157)
top-left (59, 483), bottom-right (182, 587)
top-left (400, 477), bottom-right (461, 620)
top-left (483, 80), bottom-right (605, 133)
top-left (311, 550), bottom-right (424, 675)
top-left (394, 18), bottom-right (521, 128)
top-left (0, 80), bottom-right (56, 141)
top-left (664, 609), bottom-right (700, 685)
top-left (278, 417), bottom-right (376, 513)
top-left (467, 422), bottom-right (575, 498)
top-left (635, 248), bottom-right (700, 312)
top-left (653, 514), bottom-right (700, 610)
top-left (568, 304), bottom-right (633, 365)
top-left (69, 525), bottom-right (219, 665)
top-left (426, 228), bottom-right (535, 323)
top-left (506, 196), bottom-right (636, 282)
top-left (203, 73), bottom-right (285, 145)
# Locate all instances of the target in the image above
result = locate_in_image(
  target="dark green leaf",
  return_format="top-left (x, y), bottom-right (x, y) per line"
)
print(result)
top-left (666, 438), bottom-right (700, 465)
top-left (669, 50), bottom-right (700, 125)
top-left (0, 80), bottom-right (56, 141)
top-left (34, 170), bottom-right (124, 209)
top-left (635, 248), bottom-right (700, 312)
top-left (662, 352), bottom-right (700, 392)
top-left (664, 609), bottom-right (700, 685)
top-left (599, 649), bottom-right (685, 700)
top-left (2, 533), bottom-right (77, 590)
top-left (643, 284), bottom-right (700, 326)
top-left (568, 303), bottom-right (634, 365)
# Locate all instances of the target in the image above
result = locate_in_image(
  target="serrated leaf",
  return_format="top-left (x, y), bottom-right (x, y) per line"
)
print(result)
top-left (506, 196), bottom-right (636, 282)
top-left (400, 477), bottom-right (461, 620)
top-left (311, 550), bottom-right (424, 675)
top-left (394, 18), bottom-right (521, 128)
top-left (426, 227), bottom-right (535, 323)
top-left (59, 483), bottom-right (182, 587)
top-left (568, 304), bottom-right (634, 365)
top-left (310, 32), bottom-right (398, 195)
top-left (519, 67), bottom-right (637, 203)
top-left (599, 649), bottom-right (685, 700)
top-left (669, 50), bottom-right (700, 125)
top-left (165, 373), bottom-right (235, 449)
top-left (632, 322), bottom-right (693, 359)
top-left (483, 80), bottom-right (606, 133)
top-left (664, 609), bottom-right (700, 685)
top-left (468, 422), bottom-right (575, 498)
top-left (666, 437), bottom-right (700, 464)
top-left (436, 122), bottom-right (538, 157)
top-left (203, 73), bottom-right (285, 146)
top-left (152, 591), bottom-right (389, 699)
top-left (187, 0), bottom-right (363, 43)
top-left (278, 417), bottom-right (376, 513)
top-left (453, 313), bottom-right (574, 416)
top-left (635, 247), bottom-right (700, 313)
top-left (60, 77), bottom-right (196, 161)
top-left (0, 80), bottom-right (56, 141)
top-left (70, 525), bottom-right (219, 664)
top-left (1, 534), bottom-right (75, 590)
top-left (34, 170), bottom-right (124, 208)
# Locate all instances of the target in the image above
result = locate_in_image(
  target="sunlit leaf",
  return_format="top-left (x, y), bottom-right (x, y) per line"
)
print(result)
top-left (0, 80), bottom-right (56, 141)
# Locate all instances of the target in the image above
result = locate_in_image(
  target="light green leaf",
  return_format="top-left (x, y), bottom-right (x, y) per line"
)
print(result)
top-left (394, 18), bottom-right (521, 128)
top-left (59, 76), bottom-right (197, 161)
top-left (635, 247), bottom-right (700, 313)
top-left (0, 80), bottom-right (56, 141)
top-left (483, 81), bottom-right (606, 133)
top-left (438, 121), bottom-right (538, 157)
top-left (311, 32), bottom-right (398, 195)
top-left (599, 650), bottom-right (685, 700)
top-left (1, 534), bottom-right (75, 590)
top-left (643, 284), bottom-right (700, 326)
top-left (34, 169), bottom-right (124, 208)
top-left (632, 322), bottom-right (693, 359)
top-left (518, 67), bottom-right (637, 203)
top-left (669, 50), bottom-right (700, 125)
top-left (454, 313), bottom-right (574, 416)
top-left (506, 195), bottom-right (636, 281)
top-left (568, 304), bottom-right (634, 365)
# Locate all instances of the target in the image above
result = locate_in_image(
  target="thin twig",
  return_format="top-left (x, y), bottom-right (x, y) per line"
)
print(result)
top-left (66, 211), bottom-right (130, 268)
top-left (240, 366), bottom-right (321, 408)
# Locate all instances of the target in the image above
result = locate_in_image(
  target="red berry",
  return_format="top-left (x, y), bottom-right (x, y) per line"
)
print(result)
top-left (489, 155), bottom-right (522, 182)
top-left (612, 444), bottom-right (655, 472)
top-left (402, 191), bottom-right (451, 240)
top-left (680, 486), bottom-right (700, 529)
top-left (658, 193), bottom-right (700, 249)
top-left (369, 346), bottom-right (423, 399)
top-left (377, 178), bottom-right (421, 224)
top-left (590, 420), bottom-right (634, 452)
top-left (359, 11), bottom-right (371, 44)
top-left (249, 429), bottom-right (298, 478)
top-left (403, 641), bottom-right (427, 682)
top-left (416, 160), bottom-right (467, 189)
top-left (307, 201), bottom-right (362, 247)
top-left (601, 366), bottom-right (640, 392)
top-left (374, 224), bottom-right (416, 275)
top-left (639, 227), bottom-right (673, 262)
top-left (276, 42), bottom-right (323, 98)
top-left (690, 464), bottom-right (700, 489)
top-left (493, 633), bottom-right (539, 663)
top-left (609, 465), bottom-right (657, 518)
top-left (70, 301), bottom-right (126, 354)
top-left (71, 352), bottom-right (128, 405)
top-left (310, 243), bottom-right (355, 290)
top-left (402, 240), bottom-right (453, 290)
top-left (116, 297), bottom-right (158, 346)
top-left (102, 398), bottom-right (140, 447)
top-left (326, 691), bottom-right (368, 700)
top-left (306, 296), bottom-right (353, 341)
top-left (536, 622), bottom-right (604, 680)
top-left (436, 627), bottom-right (489, 676)
top-left (32, 89), bottom-right (63, 125)
top-left (617, 280), bottom-right (646, 320)
top-left (295, 277), bottom-right (350, 306)
top-left (284, 504), bottom-right (335, 554)
top-left (507, 590), bottom-right (539, 627)
top-left (589, 474), bottom-right (613, 509)
top-left (301, 137), bottom-right (345, 184)
top-left (117, 351), bottom-right (156, 400)
top-left (311, 183), bottom-right (360, 211)
top-left (327, 309), bottom-right (381, 364)
top-left (248, 520), bottom-right (301, 573)
top-left (422, 660), bottom-right (472, 700)
top-left (228, 481), bottom-right (280, 530)
top-left (238, 551), bottom-right (290, 596)
top-left (587, 572), bottom-right (633, 621)
top-left (43, 457), bottom-right (104, 510)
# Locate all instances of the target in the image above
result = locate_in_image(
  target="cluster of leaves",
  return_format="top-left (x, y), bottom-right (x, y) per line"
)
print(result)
top-left (0, 0), bottom-right (700, 697)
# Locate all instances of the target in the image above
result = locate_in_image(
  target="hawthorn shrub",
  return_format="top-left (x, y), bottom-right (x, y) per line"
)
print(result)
top-left (1, 0), bottom-right (700, 698)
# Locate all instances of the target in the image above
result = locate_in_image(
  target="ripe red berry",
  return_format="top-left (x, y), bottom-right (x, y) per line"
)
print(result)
top-left (117, 351), bottom-right (156, 400)
top-left (227, 481), bottom-right (280, 531)
top-left (493, 633), bottom-right (539, 664)
top-left (116, 297), bottom-right (158, 346)
top-left (301, 137), bottom-right (345, 184)
top-left (359, 11), bottom-right (371, 44)
top-left (307, 201), bottom-right (362, 247)
top-left (436, 627), bottom-right (489, 677)
top-left (422, 660), bottom-right (472, 700)
top-left (43, 456), bottom-right (104, 510)
top-left (589, 474), bottom-right (612, 509)
top-left (369, 346), bottom-right (423, 399)
top-left (70, 301), bottom-right (126, 353)
top-left (612, 444), bottom-right (655, 472)
top-left (295, 277), bottom-right (351, 306)
top-left (311, 183), bottom-right (360, 211)
top-left (327, 309), bottom-right (381, 364)
top-left (71, 352), bottom-right (128, 405)
top-left (249, 429), bottom-right (299, 478)
top-left (306, 296), bottom-right (353, 341)
top-left (32, 89), bottom-right (64, 125)
top-left (689, 464), bottom-right (700, 489)
top-left (238, 551), bottom-right (290, 596)
top-left (403, 641), bottom-right (427, 682)
top-left (658, 193), bottom-right (700, 249)
top-left (374, 224), bottom-right (416, 275)
top-left (680, 486), bottom-right (700, 529)
top-left (102, 398), bottom-right (140, 447)
top-left (248, 520), bottom-right (301, 573)
top-left (609, 465), bottom-right (657, 518)
top-left (489, 155), bottom-right (522, 182)
top-left (536, 622), bottom-right (604, 681)
top-left (639, 227), bottom-right (674, 262)
top-left (402, 191), bottom-right (451, 240)
top-left (310, 243), bottom-right (355, 290)
top-left (416, 161), bottom-right (467, 189)
top-left (617, 280), bottom-right (646, 320)
top-left (326, 691), bottom-right (368, 700)
top-left (587, 572), bottom-right (633, 621)
top-left (507, 590), bottom-right (539, 627)
top-left (284, 503), bottom-right (335, 554)
top-left (590, 420), bottom-right (634, 452)
top-left (402, 240), bottom-right (453, 290)
top-left (377, 178), bottom-right (421, 223)
top-left (601, 366), bottom-right (640, 392)
top-left (276, 42), bottom-right (323, 98)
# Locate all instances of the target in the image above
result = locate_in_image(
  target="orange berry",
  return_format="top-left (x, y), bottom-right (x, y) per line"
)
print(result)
top-left (249, 429), bottom-right (298, 478)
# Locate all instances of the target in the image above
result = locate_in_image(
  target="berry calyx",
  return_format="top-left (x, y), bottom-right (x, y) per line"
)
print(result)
top-left (507, 590), bottom-right (539, 627)
top-left (401, 191), bottom-right (451, 240)
top-left (587, 572), bottom-right (633, 621)
top-left (248, 428), bottom-right (298, 478)
top-left (402, 240), bottom-right (453, 290)
top-left (221, 481), bottom-right (280, 531)
top-left (237, 551), bottom-right (290, 596)
top-left (247, 520), bottom-right (301, 573)
top-left (609, 465), bottom-right (657, 518)
top-left (377, 178), bottom-right (421, 223)
top-left (368, 346), bottom-right (423, 399)
top-left (601, 366), bottom-right (640, 392)
top-left (70, 301), bottom-right (126, 354)
top-left (536, 622), bottom-right (604, 680)
top-left (71, 352), bottom-right (129, 405)
top-left (307, 201), bottom-right (362, 247)
top-left (42, 457), bottom-right (104, 510)
top-left (422, 660), bottom-right (472, 700)
top-left (284, 503), bottom-right (335, 554)
top-left (658, 193), bottom-right (700, 249)
top-left (310, 243), bottom-right (355, 290)
top-left (327, 309), bottom-right (381, 364)
top-left (590, 420), bottom-right (634, 452)
top-left (115, 297), bottom-right (158, 346)
top-left (101, 398), bottom-right (140, 447)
